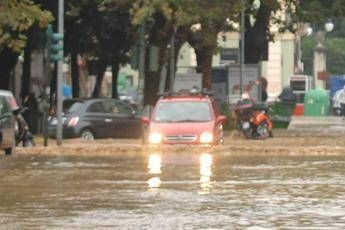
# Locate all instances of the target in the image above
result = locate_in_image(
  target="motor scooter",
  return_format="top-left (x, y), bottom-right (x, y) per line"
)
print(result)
top-left (233, 98), bottom-right (273, 139)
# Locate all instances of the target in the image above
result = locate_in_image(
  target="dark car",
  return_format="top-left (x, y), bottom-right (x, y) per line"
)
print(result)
top-left (0, 90), bottom-right (18, 155)
top-left (48, 98), bottom-right (142, 140)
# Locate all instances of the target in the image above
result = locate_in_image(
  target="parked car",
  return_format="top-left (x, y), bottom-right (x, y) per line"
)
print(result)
top-left (0, 90), bottom-right (18, 155)
top-left (48, 98), bottom-right (142, 140)
top-left (141, 89), bottom-right (227, 145)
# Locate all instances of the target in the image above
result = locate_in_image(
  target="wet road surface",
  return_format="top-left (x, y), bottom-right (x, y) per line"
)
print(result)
top-left (1, 151), bottom-right (345, 229)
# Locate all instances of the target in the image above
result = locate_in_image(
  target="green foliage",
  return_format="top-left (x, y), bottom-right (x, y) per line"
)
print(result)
top-left (65, 0), bottom-right (135, 64)
top-left (326, 38), bottom-right (345, 75)
top-left (0, 0), bottom-right (53, 52)
top-left (302, 36), bottom-right (345, 76)
top-left (298, 0), bottom-right (345, 23)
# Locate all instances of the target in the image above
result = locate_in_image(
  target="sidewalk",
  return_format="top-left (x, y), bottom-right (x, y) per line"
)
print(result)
top-left (288, 116), bottom-right (345, 132)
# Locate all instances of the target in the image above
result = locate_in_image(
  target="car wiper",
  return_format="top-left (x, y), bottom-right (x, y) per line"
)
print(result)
top-left (172, 119), bottom-right (206, 122)
top-left (155, 119), bottom-right (175, 122)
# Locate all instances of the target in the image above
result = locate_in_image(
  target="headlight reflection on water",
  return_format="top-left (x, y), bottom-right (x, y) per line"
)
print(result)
top-left (199, 153), bottom-right (213, 192)
top-left (147, 153), bottom-right (213, 191)
top-left (147, 153), bottom-right (162, 188)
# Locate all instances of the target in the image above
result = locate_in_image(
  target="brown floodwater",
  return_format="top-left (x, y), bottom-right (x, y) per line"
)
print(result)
top-left (1, 148), bottom-right (345, 229)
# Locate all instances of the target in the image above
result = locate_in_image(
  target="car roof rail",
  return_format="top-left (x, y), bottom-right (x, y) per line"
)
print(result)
top-left (201, 88), bottom-right (213, 96)
top-left (157, 91), bottom-right (174, 97)
top-left (157, 88), bottom-right (214, 98)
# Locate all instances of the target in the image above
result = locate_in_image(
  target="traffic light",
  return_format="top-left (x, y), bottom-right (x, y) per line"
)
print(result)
top-left (46, 24), bottom-right (64, 62)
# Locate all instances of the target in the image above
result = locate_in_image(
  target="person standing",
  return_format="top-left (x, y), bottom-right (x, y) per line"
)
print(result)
top-left (22, 92), bottom-right (38, 134)
top-left (258, 77), bottom-right (268, 102)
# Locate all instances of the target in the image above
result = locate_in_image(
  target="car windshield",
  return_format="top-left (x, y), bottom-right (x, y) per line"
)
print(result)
top-left (154, 101), bottom-right (212, 122)
top-left (63, 100), bottom-right (83, 113)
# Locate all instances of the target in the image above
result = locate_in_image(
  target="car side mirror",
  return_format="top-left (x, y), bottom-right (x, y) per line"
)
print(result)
top-left (217, 115), bottom-right (227, 124)
top-left (141, 117), bottom-right (150, 125)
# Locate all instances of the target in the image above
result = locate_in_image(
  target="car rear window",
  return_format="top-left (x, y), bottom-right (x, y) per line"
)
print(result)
top-left (154, 101), bottom-right (212, 122)
top-left (0, 96), bottom-right (10, 116)
top-left (63, 100), bottom-right (83, 113)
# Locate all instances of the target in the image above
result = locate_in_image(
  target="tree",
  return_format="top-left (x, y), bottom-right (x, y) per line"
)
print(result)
top-left (131, 0), bottom-right (298, 105)
top-left (64, 0), bottom-right (136, 98)
top-left (0, 0), bottom-right (53, 90)
top-left (298, 1), bottom-right (345, 76)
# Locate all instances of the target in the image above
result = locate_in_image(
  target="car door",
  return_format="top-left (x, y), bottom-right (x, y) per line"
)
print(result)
top-left (105, 100), bottom-right (141, 138)
top-left (84, 101), bottom-right (112, 138)
top-left (0, 96), bottom-right (14, 148)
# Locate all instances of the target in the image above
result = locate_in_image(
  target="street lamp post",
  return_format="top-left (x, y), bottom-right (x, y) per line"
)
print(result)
top-left (56, 0), bottom-right (64, 145)
top-left (137, 22), bottom-right (146, 110)
top-left (313, 18), bottom-right (334, 89)
top-left (169, 26), bottom-right (177, 92)
top-left (240, 0), bottom-right (245, 95)
top-left (295, 23), bottom-right (313, 74)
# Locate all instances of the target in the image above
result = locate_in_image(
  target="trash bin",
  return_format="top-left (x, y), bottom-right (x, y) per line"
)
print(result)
top-left (274, 87), bottom-right (297, 116)
top-left (271, 115), bottom-right (291, 129)
top-left (269, 87), bottom-right (297, 128)
top-left (304, 88), bottom-right (330, 116)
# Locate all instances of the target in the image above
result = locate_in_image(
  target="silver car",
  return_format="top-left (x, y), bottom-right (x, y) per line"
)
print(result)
top-left (0, 90), bottom-right (17, 155)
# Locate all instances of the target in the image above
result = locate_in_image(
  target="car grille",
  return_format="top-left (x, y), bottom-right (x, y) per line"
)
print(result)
top-left (165, 134), bottom-right (197, 142)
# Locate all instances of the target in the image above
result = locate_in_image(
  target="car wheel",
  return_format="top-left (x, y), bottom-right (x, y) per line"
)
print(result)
top-left (80, 129), bottom-right (95, 140)
top-left (256, 121), bottom-right (270, 139)
top-left (141, 126), bottom-right (148, 145)
top-left (217, 127), bottom-right (224, 145)
top-left (5, 133), bottom-right (16, 155)
top-left (334, 108), bottom-right (342, 116)
top-left (5, 147), bottom-right (14, 155)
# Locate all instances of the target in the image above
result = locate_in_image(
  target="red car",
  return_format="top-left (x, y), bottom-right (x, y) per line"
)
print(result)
top-left (141, 90), bottom-right (226, 145)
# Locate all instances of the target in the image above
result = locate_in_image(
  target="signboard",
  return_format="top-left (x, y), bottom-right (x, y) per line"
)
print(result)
top-left (289, 75), bottom-right (312, 92)
top-left (317, 71), bottom-right (330, 81)
top-left (211, 67), bottom-right (228, 106)
top-left (289, 74), bottom-right (312, 103)
top-left (228, 64), bottom-right (260, 101)
top-left (173, 73), bottom-right (202, 92)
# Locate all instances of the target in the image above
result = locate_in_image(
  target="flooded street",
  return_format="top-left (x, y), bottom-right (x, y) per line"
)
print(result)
top-left (1, 149), bottom-right (345, 229)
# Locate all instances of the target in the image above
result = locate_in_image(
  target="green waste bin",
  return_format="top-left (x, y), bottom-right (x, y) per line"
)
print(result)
top-left (269, 101), bottom-right (296, 129)
top-left (270, 101), bottom-right (296, 117)
top-left (303, 88), bottom-right (329, 116)
top-left (271, 115), bottom-right (291, 129)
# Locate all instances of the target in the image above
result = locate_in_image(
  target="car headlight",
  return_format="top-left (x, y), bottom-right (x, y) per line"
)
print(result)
top-left (148, 132), bottom-right (163, 144)
top-left (200, 131), bottom-right (213, 144)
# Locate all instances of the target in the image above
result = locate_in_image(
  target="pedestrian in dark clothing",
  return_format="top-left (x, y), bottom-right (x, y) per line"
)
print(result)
top-left (22, 92), bottom-right (38, 134)
top-left (259, 77), bottom-right (268, 102)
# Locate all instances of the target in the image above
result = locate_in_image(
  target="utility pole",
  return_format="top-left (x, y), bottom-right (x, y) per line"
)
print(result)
top-left (170, 26), bottom-right (177, 92)
top-left (138, 22), bottom-right (146, 110)
top-left (240, 0), bottom-right (245, 95)
top-left (56, 0), bottom-right (64, 145)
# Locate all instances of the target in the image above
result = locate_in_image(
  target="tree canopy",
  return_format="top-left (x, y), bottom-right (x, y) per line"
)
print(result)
top-left (0, 0), bottom-right (53, 52)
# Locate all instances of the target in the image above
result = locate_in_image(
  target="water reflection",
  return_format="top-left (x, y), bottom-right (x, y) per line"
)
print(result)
top-left (147, 153), bottom-right (162, 188)
top-left (199, 153), bottom-right (213, 192)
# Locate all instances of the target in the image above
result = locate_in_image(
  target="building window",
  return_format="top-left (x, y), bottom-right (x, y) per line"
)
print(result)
top-left (220, 48), bottom-right (239, 65)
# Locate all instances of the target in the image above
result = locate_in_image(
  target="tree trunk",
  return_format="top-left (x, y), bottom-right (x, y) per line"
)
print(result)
top-left (244, 3), bottom-right (271, 64)
top-left (71, 51), bottom-right (79, 98)
top-left (195, 46), bottom-right (215, 90)
top-left (92, 61), bottom-right (106, 98)
top-left (144, 41), bottom-right (168, 106)
top-left (111, 62), bottom-right (119, 99)
top-left (0, 48), bottom-right (19, 90)
top-left (22, 29), bottom-right (33, 100)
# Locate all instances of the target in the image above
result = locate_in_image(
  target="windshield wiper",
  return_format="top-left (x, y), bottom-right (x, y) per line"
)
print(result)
top-left (171, 119), bottom-right (206, 122)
